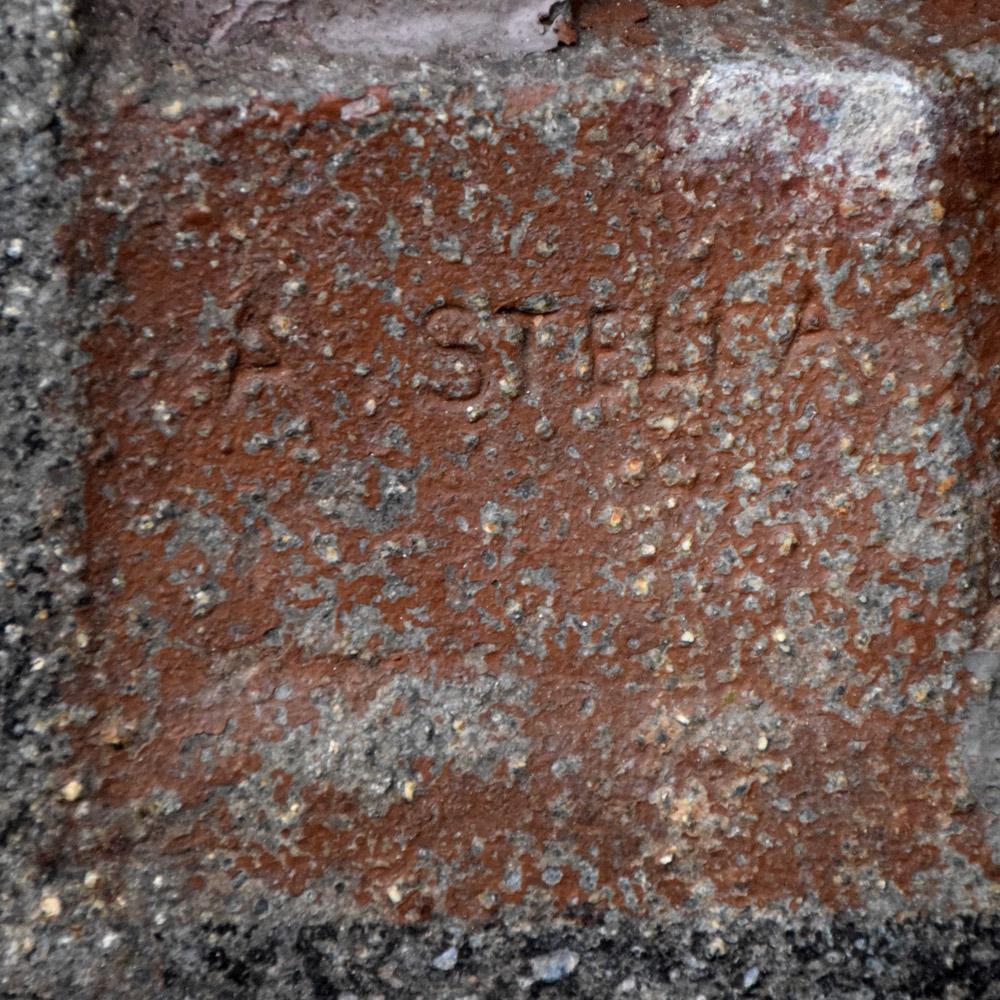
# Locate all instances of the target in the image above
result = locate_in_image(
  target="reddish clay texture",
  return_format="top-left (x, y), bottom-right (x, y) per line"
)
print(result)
top-left (576, 0), bottom-right (657, 46)
top-left (62, 63), bottom-right (1000, 922)
top-left (577, 0), bottom-right (1000, 62)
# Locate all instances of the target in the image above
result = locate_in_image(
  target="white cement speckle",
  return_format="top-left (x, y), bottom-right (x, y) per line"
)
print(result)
top-left (670, 60), bottom-right (936, 206)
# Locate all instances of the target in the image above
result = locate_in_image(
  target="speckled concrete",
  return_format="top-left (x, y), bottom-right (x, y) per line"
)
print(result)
top-left (5, 1), bottom-right (1000, 997)
top-left (0, 0), bottom-right (88, 981)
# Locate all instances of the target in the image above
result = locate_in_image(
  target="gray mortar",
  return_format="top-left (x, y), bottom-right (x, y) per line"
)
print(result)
top-left (963, 649), bottom-right (1000, 867)
top-left (0, 0), bottom-right (89, 981)
top-left (5, 0), bottom-right (1000, 996)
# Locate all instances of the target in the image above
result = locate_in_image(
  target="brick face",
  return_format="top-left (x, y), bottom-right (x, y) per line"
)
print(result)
top-left (65, 50), bottom-right (1000, 920)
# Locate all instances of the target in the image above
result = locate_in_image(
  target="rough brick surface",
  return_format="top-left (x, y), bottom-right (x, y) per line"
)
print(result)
top-left (5, 1), bottom-right (1000, 996)
top-left (68, 63), bottom-right (1000, 917)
